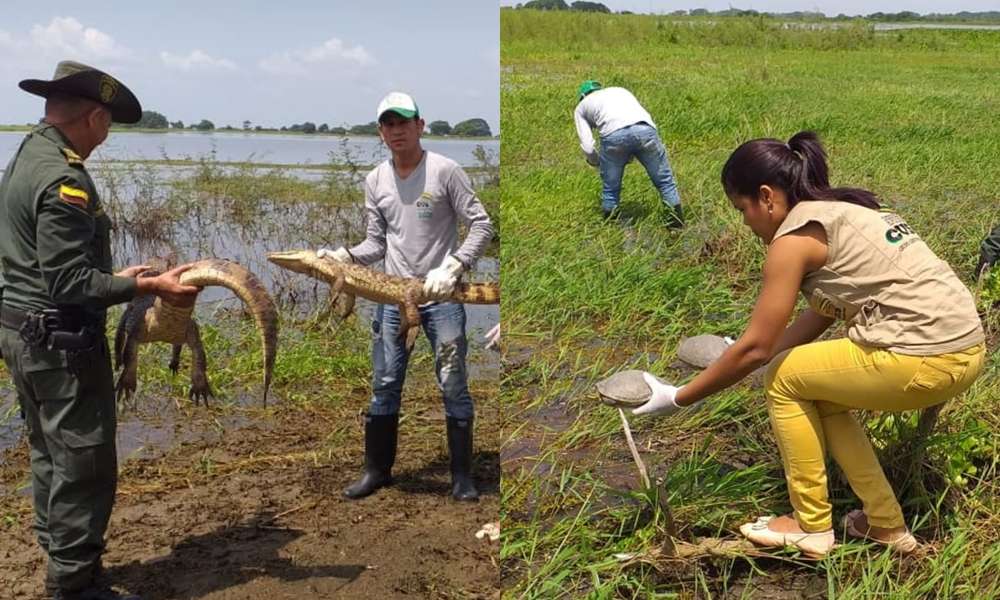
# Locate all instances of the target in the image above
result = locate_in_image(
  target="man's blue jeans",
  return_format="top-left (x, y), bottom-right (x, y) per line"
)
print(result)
top-left (369, 302), bottom-right (474, 420)
top-left (599, 123), bottom-right (681, 213)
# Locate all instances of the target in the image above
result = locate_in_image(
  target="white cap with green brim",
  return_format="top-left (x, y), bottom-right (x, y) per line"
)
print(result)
top-left (377, 91), bottom-right (419, 122)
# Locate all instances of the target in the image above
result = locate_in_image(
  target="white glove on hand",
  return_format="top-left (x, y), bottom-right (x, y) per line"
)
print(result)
top-left (316, 247), bottom-right (352, 263)
top-left (632, 372), bottom-right (685, 417)
top-left (423, 256), bottom-right (464, 299)
top-left (484, 324), bottom-right (500, 351)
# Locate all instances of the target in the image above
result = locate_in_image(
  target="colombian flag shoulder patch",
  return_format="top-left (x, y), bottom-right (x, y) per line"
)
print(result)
top-left (58, 185), bottom-right (89, 209)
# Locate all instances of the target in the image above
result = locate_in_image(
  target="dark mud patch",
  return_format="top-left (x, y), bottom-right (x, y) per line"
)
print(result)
top-left (0, 390), bottom-right (500, 599)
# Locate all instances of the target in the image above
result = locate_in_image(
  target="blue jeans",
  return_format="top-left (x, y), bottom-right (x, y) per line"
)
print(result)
top-left (599, 123), bottom-right (681, 213)
top-left (369, 302), bottom-right (474, 420)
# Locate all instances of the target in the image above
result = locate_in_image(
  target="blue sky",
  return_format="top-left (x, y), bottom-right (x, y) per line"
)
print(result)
top-left (502, 0), bottom-right (999, 16)
top-left (0, 1), bottom-right (499, 131)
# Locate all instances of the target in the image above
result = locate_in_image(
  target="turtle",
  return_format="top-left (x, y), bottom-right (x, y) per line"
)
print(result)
top-left (595, 369), bottom-right (672, 408)
top-left (676, 334), bottom-right (732, 368)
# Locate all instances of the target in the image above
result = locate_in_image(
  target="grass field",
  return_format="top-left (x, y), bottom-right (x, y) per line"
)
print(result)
top-left (500, 11), bottom-right (1000, 599)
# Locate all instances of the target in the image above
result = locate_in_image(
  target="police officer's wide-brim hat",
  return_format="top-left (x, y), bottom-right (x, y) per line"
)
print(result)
top-left (18, 60), bottom-right (142, 124)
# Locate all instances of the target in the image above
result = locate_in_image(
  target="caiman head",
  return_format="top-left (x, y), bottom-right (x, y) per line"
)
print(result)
top-left (177, 259), bottom-right (279, 404)
top-left (266, 250), bottom-right (321, 275)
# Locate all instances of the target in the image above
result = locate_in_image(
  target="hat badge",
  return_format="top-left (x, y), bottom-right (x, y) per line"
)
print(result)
top-left (99, 75), bottom-right (118, 104)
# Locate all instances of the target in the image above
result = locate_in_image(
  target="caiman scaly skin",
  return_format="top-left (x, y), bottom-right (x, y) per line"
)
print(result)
top-left (267, 250), bottom-right (499, 350)
top-left (114, 258), bottom-right (279, 405)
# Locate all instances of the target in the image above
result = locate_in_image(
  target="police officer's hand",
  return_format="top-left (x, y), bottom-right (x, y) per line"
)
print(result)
top-left (137, 264), bottom-right (201, 306)
top-left (115, 264), bottom-right (151, 278)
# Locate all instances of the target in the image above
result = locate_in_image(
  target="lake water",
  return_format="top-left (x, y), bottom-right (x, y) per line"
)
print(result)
top-left (0, 130), bottom-right (498, 169)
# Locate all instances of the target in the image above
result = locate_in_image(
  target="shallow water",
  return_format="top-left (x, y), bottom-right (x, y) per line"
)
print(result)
top-left (0, 130), bottom-right (498, 169)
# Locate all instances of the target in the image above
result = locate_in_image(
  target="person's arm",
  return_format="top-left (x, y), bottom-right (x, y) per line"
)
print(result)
top-left (446, 166), bottom-right (494, 268)
top-left (574, 103), bottom-right (598, 165)
top-left (770, 308), bottom-right (835, 358)
top-left (36, 175), bottom-right (137, 308)
top-left (347, 177), bottom-right (387, 266)
top-left (674, 224), bottom-right (828, 406)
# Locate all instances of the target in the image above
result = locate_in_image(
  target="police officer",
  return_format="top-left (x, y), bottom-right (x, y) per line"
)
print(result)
top-left (0, 61), bottom-right (199, 600)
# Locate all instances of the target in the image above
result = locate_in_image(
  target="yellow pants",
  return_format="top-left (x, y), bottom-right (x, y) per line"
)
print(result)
top-left (764, 338), bottom-right (985, 532)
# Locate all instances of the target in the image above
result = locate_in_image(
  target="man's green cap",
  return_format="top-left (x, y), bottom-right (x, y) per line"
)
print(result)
top-left (377, 91), bottom-right (420, 123)
top-left (18, 60), bottom-right (142, 124)
top-left (578, 80), bottom-right (602, 101)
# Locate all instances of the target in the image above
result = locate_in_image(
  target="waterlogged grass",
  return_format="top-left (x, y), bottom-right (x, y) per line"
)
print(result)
top-left (501, 12), bottom-right (1000, 598)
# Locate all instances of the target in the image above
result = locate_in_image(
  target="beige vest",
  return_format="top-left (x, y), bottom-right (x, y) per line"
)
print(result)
top-left (772, 201), bottom-right (984, 356)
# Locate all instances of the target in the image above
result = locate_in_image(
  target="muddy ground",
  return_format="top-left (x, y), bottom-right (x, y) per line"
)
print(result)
top-left (0, 383), bottom-right (500, 599)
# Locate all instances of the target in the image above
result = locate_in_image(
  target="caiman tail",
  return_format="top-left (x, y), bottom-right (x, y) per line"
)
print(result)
top-left (452, 282), bottom-right (499, 304)
top-left (179, 259), bottom-right (279, 403)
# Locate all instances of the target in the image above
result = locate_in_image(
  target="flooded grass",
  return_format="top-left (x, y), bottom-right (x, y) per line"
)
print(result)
top-left (501, 11), bottom-right (1000, 598)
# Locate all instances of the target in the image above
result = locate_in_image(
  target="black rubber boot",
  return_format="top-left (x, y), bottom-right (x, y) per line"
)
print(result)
top-left (665, 204), bottom-right (684, 229)
top-left (343, 413), bottom-right (399, 499)
top-left (446, 416), bottom-right (479, 502)
top-left (52, 586), bottom-right (141, 600)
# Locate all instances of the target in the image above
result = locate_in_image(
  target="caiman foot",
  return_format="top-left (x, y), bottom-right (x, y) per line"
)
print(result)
top-left (403, 325), bottom-right (420, 352)
top-left (115, 371), bottom-right (137, 409)
top-left (168, 344), bottom-right (183, 374)
top-left (188, 375), bottom-right (214, 406)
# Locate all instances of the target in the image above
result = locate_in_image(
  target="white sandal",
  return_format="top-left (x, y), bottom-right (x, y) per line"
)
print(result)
top-left (842, 509), bottom-right (918, 554)
top-left (739, 515), bottom-right (836, 558)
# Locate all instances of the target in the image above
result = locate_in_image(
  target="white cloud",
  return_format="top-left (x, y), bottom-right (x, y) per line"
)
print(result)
top-left (29, 16), bottom-right (129, 60)
top-left (259, 37), bottom-right (375, 76)
top-left (161, 49), bottom-right (237, 71)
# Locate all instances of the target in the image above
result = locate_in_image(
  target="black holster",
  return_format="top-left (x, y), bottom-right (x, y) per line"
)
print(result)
top-left (14, 308), bottom-right (98, 351)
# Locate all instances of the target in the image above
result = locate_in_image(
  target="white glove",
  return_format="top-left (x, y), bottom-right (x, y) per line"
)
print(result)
top-left (484, 324), bottom-right (500, 351)
top-left (423, 256), bottom-right (464, 299)
top-left (632, 372), bottom-right (686, 417)
top-left (317, 247), bottom-right (352, 263)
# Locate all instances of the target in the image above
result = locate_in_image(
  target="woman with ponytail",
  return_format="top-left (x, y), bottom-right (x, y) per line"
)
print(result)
top-left (629, 131), bottom-right (986, 557)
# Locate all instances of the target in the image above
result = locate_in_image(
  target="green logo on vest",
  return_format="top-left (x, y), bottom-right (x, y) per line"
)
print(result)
top-left (885, 222), bottom-right (916, 244)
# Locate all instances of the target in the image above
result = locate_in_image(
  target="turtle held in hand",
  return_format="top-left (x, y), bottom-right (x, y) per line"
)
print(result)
top-left (596, 369), bottom-right (672, 408)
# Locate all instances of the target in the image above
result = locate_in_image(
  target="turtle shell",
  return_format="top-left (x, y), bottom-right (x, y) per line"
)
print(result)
top-left (677, 335), bottom-right (731, 369)
top-left (596, 369), bottom-right (670, 408)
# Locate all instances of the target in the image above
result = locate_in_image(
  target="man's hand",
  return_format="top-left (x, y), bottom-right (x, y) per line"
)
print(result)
top-left (136, 264), bottom-right (201, 306)
top-left (115, 264), bottom-right (150, 278)
top-left (632, 372), bottom-right (686, 417)
top-left (585, 152), bottom-right (599, 168)
top-left (317, 247), bottom-right (353, 263)
top-left (976, 255), bottom-right (992, 281)
top-left (484, 324), bottom-right (500, 351)
top-left (423, 256), bottom-right (464, 300)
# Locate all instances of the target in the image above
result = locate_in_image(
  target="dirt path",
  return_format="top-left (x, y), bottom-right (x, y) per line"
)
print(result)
top-left (0, 386), bottom-right (500, 599)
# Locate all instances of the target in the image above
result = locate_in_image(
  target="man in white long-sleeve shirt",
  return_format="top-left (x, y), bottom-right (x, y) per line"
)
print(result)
top-left (319, 91), bottom-right (494, 502)
top-left (574, 80), bottom-right (683, 226)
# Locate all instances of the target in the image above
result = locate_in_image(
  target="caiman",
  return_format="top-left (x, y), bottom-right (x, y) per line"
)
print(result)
top-left (114, 258), bottom-right (278, 405)
top-left (267, 250), bottom-right (499, 350)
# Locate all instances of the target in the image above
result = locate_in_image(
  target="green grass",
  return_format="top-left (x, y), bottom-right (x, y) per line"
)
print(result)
top-left (501, 11), bottom-right (1000, 598)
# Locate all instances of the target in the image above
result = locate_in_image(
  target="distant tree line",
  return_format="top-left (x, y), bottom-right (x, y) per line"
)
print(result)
top-left (119, 111), bottom-right (493, 137)
top-left (516, 0), bottom-right (611, 12)
top-left (509, 3), bottom-right (1000, 21)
